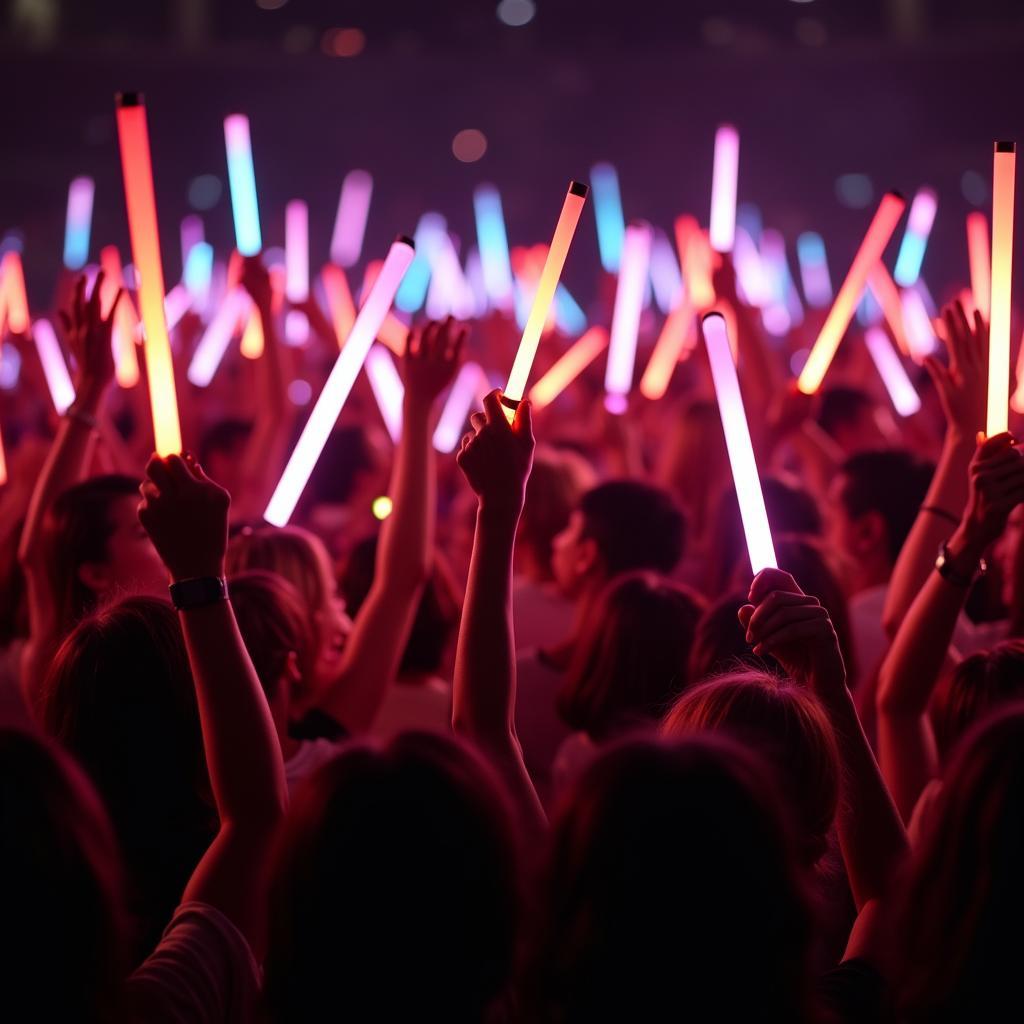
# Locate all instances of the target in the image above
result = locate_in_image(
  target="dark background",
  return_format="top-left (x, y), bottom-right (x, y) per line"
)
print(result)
top-left (2, 0), bottom-right (1023, 307)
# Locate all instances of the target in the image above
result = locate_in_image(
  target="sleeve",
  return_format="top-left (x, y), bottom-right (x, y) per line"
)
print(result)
top-left (124, 902), bottom-right (261, 1024)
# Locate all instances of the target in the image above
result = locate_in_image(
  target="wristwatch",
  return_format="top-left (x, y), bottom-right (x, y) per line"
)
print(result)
top-left (169, 576), bottom-right (228, 611)
top-left (934, 543), bottom-right (986, 589)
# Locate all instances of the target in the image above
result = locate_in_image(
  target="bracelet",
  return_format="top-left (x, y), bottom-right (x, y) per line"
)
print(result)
top-left (934, 542), bottom-right (986, 588)
top-left (169, 576), bottom-right (228, 611)
top-left (921, 505), bottom-right (960, 527)
top-left (64, 405), bottom-right (99, 431)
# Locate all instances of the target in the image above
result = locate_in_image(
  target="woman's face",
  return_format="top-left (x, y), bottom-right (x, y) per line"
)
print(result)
top-left (312, 546), bottom-right (354, 686)
top-left (83, 495), bottom-right (168, 600)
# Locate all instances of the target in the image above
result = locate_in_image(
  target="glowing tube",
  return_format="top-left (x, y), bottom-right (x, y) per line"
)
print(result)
top-left (796, 191), bottom-right (906, 395)
top-left (183, 241), bottom-right (214, 306)
top-left (901, 285), bottom-right (938, 361)
top-left (988, 142), bottom-right (1016, 436)
top-left (321, 264), bottom-right (356, 347)
top-left (555, 283), bottom-right (587, 335)
top-left (591, 162), bottom-right (626, 272)
top-left (100, 245), bottom-right (141, 388)
top-left (223, 114), bottom-right (262, 257)
top-left (709, 124), bottom-right (739, 253)
top-left (330, 169), bottom-right (373, 267)
top-left (605, 222), bottom-right (653, 414)
top-left (529, 328), bottom-right (609, 410)
top-left (796, 232), bottom-right (832, 308)
top-left (285, 199), bottom-right (309, 345)
top-left (179, 214), bottom-right (204, 265)
top-left (188, 288), bottom-right (252, 386)
top-left (63, 177), bottom-right (95, 271)
top-left (867, 263), bottom-right (911, 356)
top-left (464, 248), bottom-right (489, 317)
top-left (733, 227), bottom-right (769, 307)
top-left (0, 253), bottom-right (29, 334)
top-left (502, 181), bottom-right (589, 420)
top-left (703, 312), bottom-right (777, 573)
top-left (675, 216), bottom-right (715, 311)
top-left (396, 213), bottom-right (445, 313)
top-left (639, 303), bottom-right (694, 400)
top-left (163, 284), bottom-right (192, 335)
top-left (426, 233), bottom-right (474, 320)
top-left (365, 345), bottom-right (404, 443)
top-left (265, 236), bottom-right (415, 526)
top-left (649, 230), bottom-right (683, 313)
top-left (966, 212), bottom-right (991, 320)
top-left (32, 318), bottom-right (76, 413)
top-left (473, 185), bottom-right (515, 309)
top-left (864, 326), bottom-right (921, 417)
top-left (893, 187), bottom-right (937, 287)
top-left (435, 361), bottom-right (486, 451)
top-left (115, 93), bottom-right (181, 454)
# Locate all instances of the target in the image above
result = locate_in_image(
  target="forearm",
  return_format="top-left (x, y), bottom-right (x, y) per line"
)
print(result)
top-left (882, 434), bottom-right (973, 634)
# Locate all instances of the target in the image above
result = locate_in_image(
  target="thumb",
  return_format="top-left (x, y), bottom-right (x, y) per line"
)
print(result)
top-left (513, 398), bottom-right (533, 439)
top-left (482, 389), bottom-right (509, 426)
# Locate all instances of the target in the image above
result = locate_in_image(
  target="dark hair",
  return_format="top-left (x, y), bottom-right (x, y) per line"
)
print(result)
top-left (40, 597), bottom-right (214, 964)
top-left (265, 732), bottom-right (521, 1022)
top-left (931, 641), bottom-right (1024, 762)
top-left (688, 591), bottom-right (775, 681)
top-left (229, 570), bottom-right (315, 705)
top-left (44, 475), bottom-right (141, 632)
top-left (197, 418), bottom-right (251, 467)
top-left (0, 728), bottom-right (126, 1021)
top-left (838, 450), bottom-right (934, 564)
top-left (578, 480), bottom-right (685, 577)
top-left (558, 571), bottom-right (705, 739)
top-left (818, 386), bottom-right (876, 439)
top-left (339, 536), bottom-right (459, 676)
top-left (894, 705), bottom-right (1024, 1020)
top-left (525, 735), bottom-right (817, 1021)
top-left (307, 424), bottom-right (379, 506)
top-left (664, 671), bottom-right (841, 864)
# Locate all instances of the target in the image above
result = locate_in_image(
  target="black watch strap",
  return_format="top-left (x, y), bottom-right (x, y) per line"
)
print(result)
top-left (169, 576), bottom-right (228, 611)
top-left (935, 543), bottom-right (985, 589)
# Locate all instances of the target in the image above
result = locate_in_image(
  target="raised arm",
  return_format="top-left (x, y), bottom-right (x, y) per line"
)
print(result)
top-left (741, 568), bottom-right (907, 909)
top-left (882, 301), bottom-right (986, 636)
top-left (876, 433), bottom-right (1024, 820)
top-left (19, 275), bottom-right (119, 709)
top-left (138, 453), bottom-right (287, 955)
top-left (318, 318), bottom-right (463, 733)
top-left (453, 389), bottom-right (546, 837)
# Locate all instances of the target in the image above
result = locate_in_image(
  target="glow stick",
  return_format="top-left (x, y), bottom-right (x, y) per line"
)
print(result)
top-left (733, 227), bottom-right (769, 307)
top-left (797, 191), bottom-right (906, 394)
top-left (0, 423), bottom-right (6, 485)
top-left (223, 114), bottom-right (262, 257)
top-left (163, 283), bottom-right (192, 335)
top-left (605, 222), bottom-right (652, 414)
top-left (709, 124), bottom-right (739, 253)
top-left (737, 203), bottom-right (763, 244)
top-left (473, 184), bottom-right (515, 308)
top-left (360, 259), bottom-right (382, 301)
top-left (426, 233), bottom-right (474, 319)
top-left (555, 283), bottom-right (587, 335)
top-left (966, 212), bottom-right (991, 320)
top-left (179, 214), bottom-right (204, 266)
top-left (649, 230), bottom-right (683, 313)
top-left (321, 264), bottom-right (356, 346)
top-left (183, 241), bottom-right (214, 307)
top-left (434, 362), bottom-right (486, 451)
top-left (893, 187), bottom-right (937, 287)
top-left (265, 236), bottom-right (415, 526)
top-left (591, 162), bottom-right (626, 272)
top-left (867, 263), bottom-right (911, 356)
top-left (464, 248), bottom-right (489, 317)
top-left (901, 285), bottom-right (938, 361)
top-left (0, 253), bottom-right (29, 334)
top-left (502, 181), bottom-right (589, 420)
top-left (796, 232), bottom-right (832, 308)
top-left (330, 169), bottom-right (373, 267)
top-left (865, 327), bottom-right (921, 416)
top-left (529, 328), bottom-right (609, 410)
top-left (63, 177), bottom-right (95, 270)
top-left (100, 245), bottom-right (141, 388)
top-left (377, 314), bottom-right (409, 356)
top-left (365, 345), bottom-right (404, 443)
top-left (396, 213), bottom-right (445, 313)
top-left (703, 312), bottom-right (777, 573)
top-left (639, 303), bottom-right (694, 400)
top-left (675, 216), bottom-right (715, 310)
top-left (759, 230), bottom-right (797, 336)
top-left (285, 199), bottom-right (309, 345)
top-left (188, 288), bottom-right (252, 386)
top-left (988, 142), bottom-right (1016, 436)
top-left (32, 318), bottom-right (76, 413)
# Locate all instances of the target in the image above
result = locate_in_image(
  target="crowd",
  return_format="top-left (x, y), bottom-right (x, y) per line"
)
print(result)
top-left (0, 229), bottom-right (1022, 1023)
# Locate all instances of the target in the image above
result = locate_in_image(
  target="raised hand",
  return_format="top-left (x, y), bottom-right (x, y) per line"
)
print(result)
top-left (138, 453), bottom-right (230, 582)
top-left (926, 300), bottom-right (987, 442)
top-left (240, 254), bottom-right (273, 315)
top-left (404, 316), bottom-right (466, 407)
top-left (739, 568), bottom-right (846, 695)
top-left (57, 271), bottom-right (120, 406)
top-left (957, 432), bottom-right (1024, 551)
top-left (456, 390), bottom-right (535, 513)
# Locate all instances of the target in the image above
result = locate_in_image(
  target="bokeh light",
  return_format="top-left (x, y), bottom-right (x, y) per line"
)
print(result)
top-left (452, 129), bottom-right (488, 163)
top-left (187, 174), bottom-right (223, 211)
top-left (255, 0), bottom-right (287, 9)
top-left (961, 169), bottom-right (988, 206)
top-left (372, 496), bottom-right (394, 520)
top-left (323, 27), bottom-right (366, 57)
top-left (835, 173), bottom-right (874, 209)
top-left (287, 379), bottom-right (313, 406)
top-left (496, 0), bottom-right (536, 27)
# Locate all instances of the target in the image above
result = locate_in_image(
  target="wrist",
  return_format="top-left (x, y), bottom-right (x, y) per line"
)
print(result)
top-left (402, 392), bottom-right (434, 417)
top-left (167, 561), bottom-right (226, 585)
top-left (477, 498), bottom-right (523, 527)
top-left (947, 523), bottom-right (987, 564)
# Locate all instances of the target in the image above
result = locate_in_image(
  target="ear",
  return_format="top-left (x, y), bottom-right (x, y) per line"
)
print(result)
top-left (852, 510), bottom-right (887, 557)
top-left (77, 561), bottom-right (114, 595)
top-left (576, 536), bottom-right (602, 579)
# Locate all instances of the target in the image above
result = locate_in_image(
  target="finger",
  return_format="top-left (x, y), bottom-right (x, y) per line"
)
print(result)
top-left (940, 308), bottom-right (960, 374)
top-left (58, 311), bottom-right (71, 334)
top-left (145, 456), bottom-right (176, 492)
top-left (139, 479), bottom-right (160, 502)
top-left (753, 619), bottom-right (835, 655)
top-left (975, 432), bottom-right (1016, 460)
top-left (747, 603), bottom-right (828, 644)
top-left (482, 389), bottom-right (509, 426)
top-left (748, 567), bottom-right (803, 603)
top-left (404, 327), bottom-right (418, 359)
top-left (449, 325), bottom-right (467, 363)
top-left (103, 288), bottom-right (124, 326)
top-left (737, 604), bottom-right (754, 629)
top-left (74, 276), bottom-right (86, 324)
top-left (88, 270), bottom-right (105, 321)
top-left (470, 412), bottom-right (487, 432)
top-left (163, 453), bottom-right (196, 485)
top-left (513, 397), bottom-right (534, 440)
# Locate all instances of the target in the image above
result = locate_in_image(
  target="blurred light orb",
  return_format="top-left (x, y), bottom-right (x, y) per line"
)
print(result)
top-left (452, 129), bottom-right (488, 163)
top-left (496, 0), bottom-right (536, 27)
top-left (323, 27), bottom-right (366, 57)
top-left (0, 344), bottom-right (21, 390)
top-left (790, 348), bottom-right (810, 376)
top-left (287, 379), bottom-right (313, 406)
top-left (188, 174), bottom-right (222, 211)
top-left (835, 173), bottom-right (874, 209)
top-left (255, 0), bottom-right (287, 9)
top-left (372, 496), bottom-right (394, 520)
top-left (960, 170), bottom-right (988, 206)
